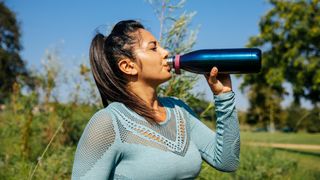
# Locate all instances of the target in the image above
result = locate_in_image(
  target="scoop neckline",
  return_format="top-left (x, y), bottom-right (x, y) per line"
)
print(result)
top-left (119, 97), bottom-right (172, 126)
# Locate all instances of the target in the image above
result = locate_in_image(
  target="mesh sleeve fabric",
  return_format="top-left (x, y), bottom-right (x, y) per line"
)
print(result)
top-left (174, 91), bottom-right (240, 172)
top-left (71, 109), bottom-right (122, 180)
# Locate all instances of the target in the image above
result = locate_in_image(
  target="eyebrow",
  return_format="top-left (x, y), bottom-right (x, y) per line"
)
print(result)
top-left (148, 41), bottom-right (157, 46)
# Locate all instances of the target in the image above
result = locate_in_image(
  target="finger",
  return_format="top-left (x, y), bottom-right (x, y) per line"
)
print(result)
top-left (208, 67), bottom-right (218, 84)
top-left (210, 67), bottom-right (218, 76)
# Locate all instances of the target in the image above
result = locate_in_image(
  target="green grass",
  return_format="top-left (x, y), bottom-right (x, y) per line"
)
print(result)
top-left (201, 119), bottom-right (320, 146)
top-left (241, 131), bottom-right (320, 145)
top-left (197, 125), bottom-right (320, 179)
top-left (242, 131), bottom-right (320, 176)
top-left (274, 148), bottom-right (320, 172)
top-left (197, 145), bottom-right (320, 180)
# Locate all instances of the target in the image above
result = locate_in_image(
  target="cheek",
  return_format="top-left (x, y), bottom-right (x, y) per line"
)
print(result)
top-left (145, 59), bottom-right (162, 70)
top-left (136, 53), bottom-right (162, 72)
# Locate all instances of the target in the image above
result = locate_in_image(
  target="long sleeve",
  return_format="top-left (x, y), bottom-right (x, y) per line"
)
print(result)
top-left (177, 91), bottom-right (240, 172)
top-left (71, 109), bottom-right (122, 180)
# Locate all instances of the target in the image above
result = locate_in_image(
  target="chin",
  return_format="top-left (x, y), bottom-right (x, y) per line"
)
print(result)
top-left (157, 74), bottom-right (172, 85)
top-left (165, 73), bottom-right (172, 81)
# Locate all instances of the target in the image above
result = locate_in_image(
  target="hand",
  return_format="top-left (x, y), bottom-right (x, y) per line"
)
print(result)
top-left (204, 67), bottom-right (232, 95)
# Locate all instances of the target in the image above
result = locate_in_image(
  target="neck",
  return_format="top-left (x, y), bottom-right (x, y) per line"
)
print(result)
top-left (128, 82), bottom-right (162, 110)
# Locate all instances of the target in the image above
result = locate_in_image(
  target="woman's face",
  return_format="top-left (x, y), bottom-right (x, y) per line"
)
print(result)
top-left (133, 29), bottom-right (171, 87)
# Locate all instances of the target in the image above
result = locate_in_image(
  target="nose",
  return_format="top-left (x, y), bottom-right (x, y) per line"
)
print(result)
top-left (161, 47), bottom-right (169, 59)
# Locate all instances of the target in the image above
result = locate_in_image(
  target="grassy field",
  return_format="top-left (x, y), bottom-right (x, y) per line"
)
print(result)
top-left (197, 131), bottom-right (320, 180)
top-left (241, 131), bottom-right (320, 145)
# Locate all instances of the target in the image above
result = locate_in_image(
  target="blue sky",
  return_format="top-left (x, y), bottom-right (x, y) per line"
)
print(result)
top-left (6, 0), bottom-right (292, 110)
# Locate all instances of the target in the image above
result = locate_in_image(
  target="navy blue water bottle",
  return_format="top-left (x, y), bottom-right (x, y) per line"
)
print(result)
top-left (166, 48), bottom-right (261, 74)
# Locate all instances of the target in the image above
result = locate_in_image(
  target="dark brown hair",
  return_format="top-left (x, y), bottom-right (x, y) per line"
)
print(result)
top-left (89, 20), bottom-right (157, 124)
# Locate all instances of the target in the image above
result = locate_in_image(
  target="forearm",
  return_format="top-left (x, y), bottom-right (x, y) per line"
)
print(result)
top-left (211, 91), bottom-right (240, 172)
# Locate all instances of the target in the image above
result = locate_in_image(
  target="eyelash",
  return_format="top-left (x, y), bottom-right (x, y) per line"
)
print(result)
top-left (151, 47), bottom-right (157, 51)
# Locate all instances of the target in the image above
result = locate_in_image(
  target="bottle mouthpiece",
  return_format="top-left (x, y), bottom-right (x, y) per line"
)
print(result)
top-left (166, 55), bottom-right (181, 74)
top-left (166, 57), bottom-right (174, 69)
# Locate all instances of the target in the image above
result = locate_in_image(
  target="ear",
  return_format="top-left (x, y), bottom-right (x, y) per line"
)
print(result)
top-left (118, 59), bottom-right (138, 75)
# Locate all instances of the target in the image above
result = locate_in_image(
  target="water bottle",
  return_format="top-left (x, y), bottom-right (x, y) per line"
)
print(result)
top-left (166, 48), bottom-right (261, 74)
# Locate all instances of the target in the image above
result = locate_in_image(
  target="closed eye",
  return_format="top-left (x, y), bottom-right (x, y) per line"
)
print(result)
top-left (148, 41), bottom-right (158, 51)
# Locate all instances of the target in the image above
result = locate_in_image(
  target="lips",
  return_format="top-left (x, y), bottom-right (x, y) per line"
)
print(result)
top-left (164, 65), bottom-right (171, 72)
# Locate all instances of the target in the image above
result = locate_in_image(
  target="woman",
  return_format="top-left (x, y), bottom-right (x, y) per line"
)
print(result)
top-left (72, 20), bottom-right (240, 180)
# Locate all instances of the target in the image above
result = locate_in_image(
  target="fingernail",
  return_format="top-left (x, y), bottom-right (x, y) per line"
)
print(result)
top-left (213, 67), bottom-right (217, 72)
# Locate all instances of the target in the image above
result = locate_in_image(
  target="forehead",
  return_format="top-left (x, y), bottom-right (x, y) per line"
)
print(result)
top-left (137, 29), bottom-right (157, 46)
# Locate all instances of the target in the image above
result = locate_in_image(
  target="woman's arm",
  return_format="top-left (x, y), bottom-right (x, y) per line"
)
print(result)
top-left (176, 66), bottom-right (240, 172)
top-left (71, 109), bottom-right (122, 180)
top-left (182, 91), bottom-right (240, 172)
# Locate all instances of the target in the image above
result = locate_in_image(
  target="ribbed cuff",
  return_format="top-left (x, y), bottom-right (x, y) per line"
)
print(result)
top-left (213, 91), bottom-right (236, 115)
top-left (213, 91), bottom-right (235, 102)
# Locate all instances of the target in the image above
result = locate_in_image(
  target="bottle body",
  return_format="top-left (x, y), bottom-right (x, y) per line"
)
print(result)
top-left (167, 48), bottom-right (261, 74)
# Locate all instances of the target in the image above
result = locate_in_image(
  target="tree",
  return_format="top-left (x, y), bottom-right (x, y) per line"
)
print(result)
top-left (239, 0), bottom-right (320, 130)
top-left (0, 2), bottom-right (33, 103)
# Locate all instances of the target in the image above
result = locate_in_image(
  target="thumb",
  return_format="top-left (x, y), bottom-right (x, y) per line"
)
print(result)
top-left (205, 67), bottom-right (218, 85)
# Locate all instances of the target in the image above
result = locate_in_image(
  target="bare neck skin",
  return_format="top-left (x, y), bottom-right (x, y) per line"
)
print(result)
top-left (128, 82), bottom-right (166, 122)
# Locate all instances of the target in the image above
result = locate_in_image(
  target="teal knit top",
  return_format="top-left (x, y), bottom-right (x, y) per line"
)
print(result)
top-left (72, 91), bottom-right (240, 179)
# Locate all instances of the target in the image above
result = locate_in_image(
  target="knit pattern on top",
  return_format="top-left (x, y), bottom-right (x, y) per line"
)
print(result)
top-left (72, 92), bottom-right (240, 180)
top-left (110, 97), bottom-right (189, 157)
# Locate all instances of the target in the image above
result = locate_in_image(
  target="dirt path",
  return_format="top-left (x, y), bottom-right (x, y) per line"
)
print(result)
top-left (245, 142), bottom-right (320, 151)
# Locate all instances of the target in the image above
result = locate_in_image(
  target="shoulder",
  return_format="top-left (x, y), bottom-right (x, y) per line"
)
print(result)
top-left (84, 103), bottom-right (123, 134)
top-left (73, 105), bottom-right (122, 179)
top-left (160, 96), bottom-right (185, 106)
top-left (76, 105), bottom-right (122, 152)
top-left (160, 96), bottom-right (196, 116)
top-left (88, 107), bottom-right (112, 125)
top-left (89, 102), bottom-right (123, 120)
